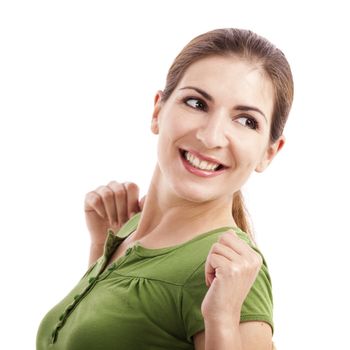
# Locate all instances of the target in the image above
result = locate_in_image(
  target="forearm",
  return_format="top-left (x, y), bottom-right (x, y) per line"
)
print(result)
top-left (88, 243), bottom-right (105, 267)
top-left (204, 320), bottom-right (243, 350)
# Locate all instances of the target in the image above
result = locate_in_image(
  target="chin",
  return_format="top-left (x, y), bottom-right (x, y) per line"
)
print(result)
top-left (170, 182), bottom-right (220, 204)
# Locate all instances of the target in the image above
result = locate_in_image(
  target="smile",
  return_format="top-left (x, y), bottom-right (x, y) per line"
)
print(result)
top-left (179, 148), bottom-right (228, 177)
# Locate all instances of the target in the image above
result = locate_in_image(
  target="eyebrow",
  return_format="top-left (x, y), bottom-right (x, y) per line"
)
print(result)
top-left (179, 86), bottom-right (267, 123)
top-left (179, 86), bottom-right (213, 101)
top-left (235, 105), bottom-right (267, 123)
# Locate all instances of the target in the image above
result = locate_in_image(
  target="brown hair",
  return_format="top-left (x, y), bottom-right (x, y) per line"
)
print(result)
top-left (161, 28), bottom-right (294, 237)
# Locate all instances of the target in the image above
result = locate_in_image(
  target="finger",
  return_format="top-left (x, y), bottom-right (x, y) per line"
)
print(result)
top-left (210, 242), bottom-right (240, 262)
top-left (84, 191), bottom-right (107, 218)
top-left (220, 232), bottom-right (262, 267)
top-left (205, 252), bottom-right (227, 287)
top-left (139, 195), bottom-right (146, 211)
top-left (95, 185), bottom-right (118, 226)
top-left (123, 182), bottom-right (140, 219)
top-left (107, 181), bottom-right (128, 226)
top-left (218, 231), bottom-right (252, 256)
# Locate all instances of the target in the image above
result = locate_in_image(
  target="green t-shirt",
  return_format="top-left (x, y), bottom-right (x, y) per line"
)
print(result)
top-left (36, 213), bottom-right (273, 350)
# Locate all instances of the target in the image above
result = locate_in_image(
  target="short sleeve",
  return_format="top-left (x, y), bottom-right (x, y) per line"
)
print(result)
top-left (240, 251), bottom-right (274, 333)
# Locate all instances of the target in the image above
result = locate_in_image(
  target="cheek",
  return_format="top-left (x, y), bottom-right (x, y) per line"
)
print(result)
top-left (156, 117), bottom-right (185, 159)
top-left (229, 135), bottom-right (266, 169)
top-left (160, 110), bottom-right (196, 142)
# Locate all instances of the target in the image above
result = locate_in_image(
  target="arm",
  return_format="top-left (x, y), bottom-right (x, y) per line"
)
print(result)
top-left (84, 181), bottom-right (142, 266)
top-left (194, 321), bottom-right (273, 350)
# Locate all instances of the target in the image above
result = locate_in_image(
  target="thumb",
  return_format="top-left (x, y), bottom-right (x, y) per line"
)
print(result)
top-left (139, 195), bottom-right (146, 211)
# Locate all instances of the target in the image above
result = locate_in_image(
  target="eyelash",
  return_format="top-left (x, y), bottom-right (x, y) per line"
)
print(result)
top-left (236, 115), bottom-right (260, 130)
top-left (182, 96), bottom-right (260, 131)
top-left (183, 96), bottom-right (208, 112)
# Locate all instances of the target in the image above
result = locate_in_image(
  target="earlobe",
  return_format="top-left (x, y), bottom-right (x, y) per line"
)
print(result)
top-left (151, 90), bottom-right (163, 135)
top-left (255, 135), bottom-right (285, 173)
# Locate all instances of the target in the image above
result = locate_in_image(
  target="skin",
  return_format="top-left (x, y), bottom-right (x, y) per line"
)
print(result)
top-left (85, 55), bottom-right (285, 349)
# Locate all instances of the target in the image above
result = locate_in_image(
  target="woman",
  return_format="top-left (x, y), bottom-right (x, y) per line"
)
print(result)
top-left (37, 28), bottom-right (293, 349)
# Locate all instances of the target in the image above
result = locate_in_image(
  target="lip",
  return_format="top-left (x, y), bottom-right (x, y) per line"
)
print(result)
top-left (181, 148), bottom-right (229, 168)
top-left (179, 149), bottom-right (228, 178)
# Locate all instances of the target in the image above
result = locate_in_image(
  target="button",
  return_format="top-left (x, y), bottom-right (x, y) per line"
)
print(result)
top-left (89, 276), bottom-right (96, 284)
top-left (65, 303), bottom-right (75, 313)
top-left (107, 264), bottom-right (116, 271)
top-left (125, 248), bottom-right (132, 255)
top-left (56, 320), bottom-right (64, 329)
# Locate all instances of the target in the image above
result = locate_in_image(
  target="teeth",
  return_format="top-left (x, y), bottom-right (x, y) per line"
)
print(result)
top-left (184, 151), bottom-right (220, 171)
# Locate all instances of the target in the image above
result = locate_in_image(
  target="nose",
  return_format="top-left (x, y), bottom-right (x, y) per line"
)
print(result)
top-left (195, 110), bottom-right (229, 149)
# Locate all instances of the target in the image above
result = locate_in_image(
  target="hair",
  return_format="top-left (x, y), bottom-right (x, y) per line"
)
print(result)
top-left (161, 28), bottom-right (294, 237)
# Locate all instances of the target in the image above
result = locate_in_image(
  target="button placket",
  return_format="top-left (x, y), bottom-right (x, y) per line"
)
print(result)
top-left (50, 228), bottom-right (131, 344)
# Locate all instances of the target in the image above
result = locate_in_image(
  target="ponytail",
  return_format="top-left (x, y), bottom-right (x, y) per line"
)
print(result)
top-left (232, 191), bottom-right (253, 240)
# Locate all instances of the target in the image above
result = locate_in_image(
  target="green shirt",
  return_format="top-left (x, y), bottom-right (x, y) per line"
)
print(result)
top-left (37, 213), bottom-right (273, 350)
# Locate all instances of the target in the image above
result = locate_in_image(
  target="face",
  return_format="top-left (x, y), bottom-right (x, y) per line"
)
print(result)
top-left (151, 55), bottom-right (284, 203)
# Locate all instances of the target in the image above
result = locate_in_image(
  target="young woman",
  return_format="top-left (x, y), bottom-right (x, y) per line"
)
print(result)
top-left (37, 28), bottom-right (293, 350)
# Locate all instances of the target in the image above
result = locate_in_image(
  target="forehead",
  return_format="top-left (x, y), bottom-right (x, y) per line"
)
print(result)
top-left (177, 55), bottom-right (274, 117)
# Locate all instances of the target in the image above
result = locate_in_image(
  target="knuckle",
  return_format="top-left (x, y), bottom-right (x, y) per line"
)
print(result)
top-left (248, 258), bottom-right (262, 274)
top-left (242, 261), bottom-right (252, 273)
top-left (114, 188), bottom-right (126, 199)
top-left (228, 264), bottom-right (242, 277)
top-left (107, 180), bottom-right (120, 188)
top-left (218, 235), bottom-right (226, 244)
top-left (211, 242), bottom-right (221, 251)
top-left (85, 191), bottom-right (99, 205)
top-left (95, 185), bottom-right (106, 192)
top-left (101, 187), bottom-right (113, 200)
top-left (124, 182), bottom-right (138, 192)
top-left (218, 233), bottom-right (231, 244)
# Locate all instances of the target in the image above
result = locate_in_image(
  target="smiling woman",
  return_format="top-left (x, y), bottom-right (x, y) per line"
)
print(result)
top-left (152, 55), bottom-right (279, 206)
top-left (36, 28), bottom-right (293, 350)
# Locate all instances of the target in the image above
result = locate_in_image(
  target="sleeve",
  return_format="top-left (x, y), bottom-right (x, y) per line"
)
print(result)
top-left (181, 248), bottom-right (274, 341)
top-left (240, 250), bottom-right (274, 333)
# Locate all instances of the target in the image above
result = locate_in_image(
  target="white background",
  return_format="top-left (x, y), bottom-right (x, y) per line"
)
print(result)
top-left (1, 0), bottom-right (349, 349)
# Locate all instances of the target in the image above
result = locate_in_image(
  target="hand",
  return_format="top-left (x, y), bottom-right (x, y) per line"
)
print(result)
top-left (84, 181), bottom-right (145, 246)
top-left (201, 232), bottom-right (263, 326)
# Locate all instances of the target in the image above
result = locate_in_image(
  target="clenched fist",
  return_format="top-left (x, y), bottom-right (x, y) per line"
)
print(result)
top-left (84, 181), bottom-right (144, 246)
top-left (202, 231), bottom-right (263, 325)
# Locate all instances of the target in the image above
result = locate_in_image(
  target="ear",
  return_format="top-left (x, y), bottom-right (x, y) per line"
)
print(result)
top-left (151, 90), bottom-right (163, 135)
top-left (255, 135), bottom-right (285, 173)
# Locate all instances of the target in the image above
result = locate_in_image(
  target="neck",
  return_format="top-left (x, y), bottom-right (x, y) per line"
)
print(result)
top-left (133, 164), bottom-right (236, 241)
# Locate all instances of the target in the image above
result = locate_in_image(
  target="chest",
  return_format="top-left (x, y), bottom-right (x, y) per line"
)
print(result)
top-left (37, 271), bottom-right (191, 350)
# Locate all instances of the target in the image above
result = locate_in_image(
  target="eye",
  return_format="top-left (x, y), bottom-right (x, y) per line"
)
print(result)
top-left (236, 115), bottom-right (259, 130)
top-left (184, 97), bottom-right (208, 111)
